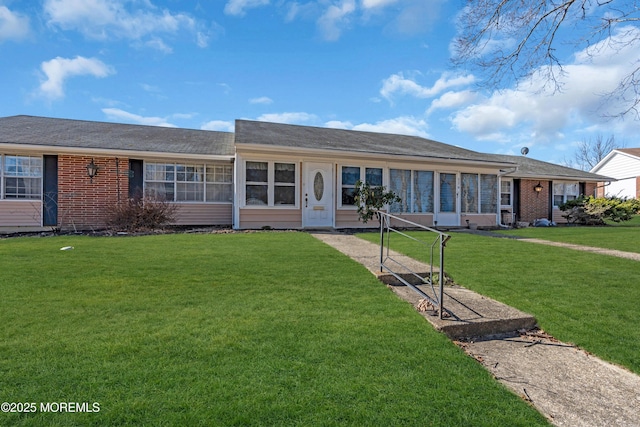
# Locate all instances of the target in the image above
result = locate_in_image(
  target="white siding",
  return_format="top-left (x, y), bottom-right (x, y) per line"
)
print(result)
top-left (593, 152), bottom-right (640, 198)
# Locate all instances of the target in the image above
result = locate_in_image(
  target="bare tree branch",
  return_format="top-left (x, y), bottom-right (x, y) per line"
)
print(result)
top-left (453, 0), bottom-right (640, 117)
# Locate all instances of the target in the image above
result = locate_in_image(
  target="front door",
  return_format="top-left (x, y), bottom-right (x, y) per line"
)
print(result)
top-left (303, 162), bottom-right (334, 228)
top-left (437, 172), bottom-right (459, 226)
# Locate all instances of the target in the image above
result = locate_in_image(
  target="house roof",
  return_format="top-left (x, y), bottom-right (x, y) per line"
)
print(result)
top-left (0, 115), bottom-right (612, 182)
top-left (616, 148), bottom-right (640, 159)
top-left (234, 119), bottom-right (514, 166)
top-left (0, 115), bottom-right (235, 157)
top-left (491, 154), bottom-right (611, 182)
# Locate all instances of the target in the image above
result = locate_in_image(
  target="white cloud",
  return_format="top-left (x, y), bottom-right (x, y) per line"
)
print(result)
top-left (427, 90), bottom-right (478, 115)
top-left (38, 56), bottom-right (114, 100)
top-left (201, 120), bottom-right (234, 132)
top-left (325, 120), bottom-right (353, 129)
top-left (381, 72), bottom-right (476, 101)
top-left (249, 96), bottom-right (273, 105)
top-left (351, 116), bottom-right (430, 137)
top-left (0, 5), bottom-right (30, 42)
top-left (102, 108), bottom-right (177, 127)
top-left (317, 0), bottom-right (356, 41)
top-left (449, 27), bottom-right (640, 143)
top-left (256, 112), bottom-right (317, 124)
top-left (224, 0), bottom-right (270, 16)
top-left (44, 0), bottom-right (201, 50)
top-left (361, 0), bottom-right (398, 9)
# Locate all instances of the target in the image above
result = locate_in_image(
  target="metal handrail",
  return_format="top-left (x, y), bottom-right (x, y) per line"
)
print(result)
top-left (378, 212), bottom-right (451, 319)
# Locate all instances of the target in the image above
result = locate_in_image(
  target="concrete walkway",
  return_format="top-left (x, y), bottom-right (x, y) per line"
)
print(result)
top-left (310, 232), bottom-right (640, 427)
top-left (456, 228), bottom-right (640, 261)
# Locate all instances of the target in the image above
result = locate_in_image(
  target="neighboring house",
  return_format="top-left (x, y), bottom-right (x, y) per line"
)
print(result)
top-left (0, 115), bottom-right (610, 231)
top-left (590, 148), bottom-right (640, 199)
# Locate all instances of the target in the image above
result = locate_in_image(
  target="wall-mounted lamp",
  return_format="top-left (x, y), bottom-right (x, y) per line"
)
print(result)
top-left (86, 158), bottom-right (99, 183)
top-left (534, 182), bottom-right (543, 195)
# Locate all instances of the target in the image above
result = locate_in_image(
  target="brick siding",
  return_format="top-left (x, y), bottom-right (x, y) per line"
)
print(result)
top-left (57, 155), bottom-right (130, 230)
top-left (519, 179), bottom-right (550, 224)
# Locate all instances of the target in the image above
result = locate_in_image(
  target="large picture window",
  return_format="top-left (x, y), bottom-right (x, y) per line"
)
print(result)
top-left (460, 173), bottom-right (498, 214)
top-left (389, 169), bottom-right (434, 213)
top-left (145, 162), bottom-right (232, 203)
top-left (1, 155), bottom-right (43, 200)
top-left (340, 166), bottom-right (382, 206)
top-left (245, 161), bottom-right (297, 207)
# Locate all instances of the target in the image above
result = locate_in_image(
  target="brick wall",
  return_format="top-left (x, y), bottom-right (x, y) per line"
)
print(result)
top-left (57, 155), bottom-right (129, 230)
top-left (519, 179), bottom-right (550, 224)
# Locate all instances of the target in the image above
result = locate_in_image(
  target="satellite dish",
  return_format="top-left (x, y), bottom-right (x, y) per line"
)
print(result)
top-left (521, 147), bottom-right (529, 156)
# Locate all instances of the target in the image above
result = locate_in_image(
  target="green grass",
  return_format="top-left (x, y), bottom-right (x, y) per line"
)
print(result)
top-left (358, 230), bottom-right (640, 375)
top-left (0, 232), bottom-right (548, 426)
top-left (493, 216), bottom-right (640, 253)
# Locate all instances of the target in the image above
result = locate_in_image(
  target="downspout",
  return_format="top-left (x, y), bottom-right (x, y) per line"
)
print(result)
top-left (497, 167), bottom-right (518, 228)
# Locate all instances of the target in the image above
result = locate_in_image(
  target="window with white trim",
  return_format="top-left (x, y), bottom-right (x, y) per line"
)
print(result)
top-left (1, 155), bottom-right (43, 200)
top-left (460, 173), bottom-right (498, 214)
top-left (389, 169), bottom-right (434, 213)
top-left (245, 161), bottom-right (297, 207)
top-left (553, 182), bottom-right (579, 206)
top-left (500, 179), bottom-right (512, 207)
top-left (144, 162), bottom-right (232, 202)
top-left (340, 166), bottom-right (382, 207)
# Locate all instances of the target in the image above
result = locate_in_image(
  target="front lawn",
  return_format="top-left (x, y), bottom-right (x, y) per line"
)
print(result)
top-left (358, 230), bottom-right (640, 375)
top-left (494, 217), bottom-right (640, 253)
top-left (0, 232), bottom-right (548, 426)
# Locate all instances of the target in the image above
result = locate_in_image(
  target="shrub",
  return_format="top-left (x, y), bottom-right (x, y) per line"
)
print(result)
top-left (106, 196), bottom-right (178, 231)
top-left (560, 196), bottom-right (640, 225)
top-left (353, 180), bottom-right (401, 224)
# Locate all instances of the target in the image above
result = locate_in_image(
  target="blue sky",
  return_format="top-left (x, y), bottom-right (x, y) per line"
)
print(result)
top-left (1, 0), bottom-right (639, 166)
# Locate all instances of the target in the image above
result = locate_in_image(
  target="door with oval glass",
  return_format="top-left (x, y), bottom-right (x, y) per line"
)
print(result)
top-left (303, 162), bottom-right (334, 228)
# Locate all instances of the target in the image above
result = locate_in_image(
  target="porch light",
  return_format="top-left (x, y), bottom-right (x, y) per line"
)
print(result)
top-left (534, 182), bottom-right (543, 195)
top-left (86, 159), bottom-right (99, 182)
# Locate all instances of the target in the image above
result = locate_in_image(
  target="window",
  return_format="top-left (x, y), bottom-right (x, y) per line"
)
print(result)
top-left (1, 155), bottom-right (43, 199)
top-left (274, 163), bottom-right (295, 205)
top-left (246, 161), bottom-right (268, 205)
top-left (460, 173), bottom-right (498, 214)
top-left (480, 174), bottom-right (498, 213)
top-left (340, 166), bottom-right (382, 206)
top-left (389, 169), bottom-right (434, 213)
top-left (461, 173), bottom-right (478, 213)
top-left (206, 165), bottom-right (233, 202)
top-left (553, 182), bottom-right (579, 206)
top-left (245, 161), bottom-right (297, 207)
top-left (176, 164), bottom-right (204, 202)
top-left (144, 162), bottom-right (232, 203)
top-left (501, 179), bottom-right (512, 206)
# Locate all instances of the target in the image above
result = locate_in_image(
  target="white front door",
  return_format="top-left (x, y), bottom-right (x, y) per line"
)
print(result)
top-left (436, 172), bottom-right (460, 226)
top-left (303, 162), bottom-right (334, 228)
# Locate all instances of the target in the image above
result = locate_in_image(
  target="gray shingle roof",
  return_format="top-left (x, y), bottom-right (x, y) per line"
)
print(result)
top-left (0, 115), bottom-right (235, 156)
top-left (492, 154), bottom-right (611, 181)
top-left (235, 119), bottom-right (513, 165)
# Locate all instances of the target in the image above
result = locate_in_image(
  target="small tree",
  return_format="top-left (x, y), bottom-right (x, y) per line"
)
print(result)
top-left (353, 180), bottom-right (401, 224)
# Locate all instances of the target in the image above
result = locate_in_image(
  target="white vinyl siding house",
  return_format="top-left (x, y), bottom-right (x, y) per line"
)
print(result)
top-left (591, 149), bottom-right (640, 199)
